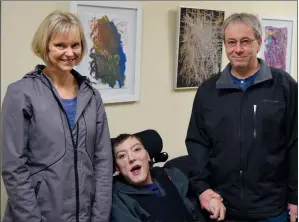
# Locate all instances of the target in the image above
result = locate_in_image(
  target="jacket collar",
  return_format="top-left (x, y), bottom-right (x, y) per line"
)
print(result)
top-left (24, 64), bottom-right (97, 124)
top-left (216, 58), bottom-right (272, 89)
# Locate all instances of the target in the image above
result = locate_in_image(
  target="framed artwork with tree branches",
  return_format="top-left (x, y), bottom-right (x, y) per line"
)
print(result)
top-left (174, 6), bottom-right (225, 89)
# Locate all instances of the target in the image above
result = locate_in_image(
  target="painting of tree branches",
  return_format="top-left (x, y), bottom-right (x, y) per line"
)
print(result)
top-left (175, 7), bottom-right (225, 89)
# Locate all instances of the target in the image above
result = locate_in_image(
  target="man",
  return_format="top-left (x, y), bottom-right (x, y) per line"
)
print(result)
top-left (110, 131), bottom-right (211, 222)
top-left (186, 13), bottom-right (298, 221)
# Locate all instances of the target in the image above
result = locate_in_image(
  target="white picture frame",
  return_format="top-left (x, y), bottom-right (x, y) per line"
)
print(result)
top-left (259, 15), bottom-right (296, 75)
top-left (70, 1), bottom-right (142, 104)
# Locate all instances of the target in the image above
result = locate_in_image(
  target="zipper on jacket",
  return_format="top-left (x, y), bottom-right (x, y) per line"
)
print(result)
top-left (59, 103), bottom-right (80, 222)
top-left (253, 105), bottom-right (257, 139)
top-left (74, 123), bottom-right (80, 222)
top-left (56, 98), bottom-right (80, 222)
top-left (42, 77), bottom-right (80, 222)
top-left (239, 93), bottom-right (244, 201)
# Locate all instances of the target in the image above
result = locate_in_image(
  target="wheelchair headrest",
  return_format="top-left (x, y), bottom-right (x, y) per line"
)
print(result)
top-left (111, 129), bottom-right (163, 158)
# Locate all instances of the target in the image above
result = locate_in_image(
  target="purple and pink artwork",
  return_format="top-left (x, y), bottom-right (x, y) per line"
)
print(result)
top-left (263, 26), bottom-right (288, 71)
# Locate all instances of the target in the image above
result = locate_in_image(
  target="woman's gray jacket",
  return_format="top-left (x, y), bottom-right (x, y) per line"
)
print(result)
top-left (2, 65), bottom-right (113, 222)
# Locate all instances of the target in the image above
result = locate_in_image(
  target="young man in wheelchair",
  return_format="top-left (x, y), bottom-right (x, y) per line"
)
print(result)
top-left (110, 130), bottom-right (223, 222)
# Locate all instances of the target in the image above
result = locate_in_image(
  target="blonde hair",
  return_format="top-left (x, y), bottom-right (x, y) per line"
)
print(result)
top-left (31, 10), bottom-right (87, 65)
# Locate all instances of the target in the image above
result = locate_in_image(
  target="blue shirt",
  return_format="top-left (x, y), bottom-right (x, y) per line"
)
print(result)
top-left (139, 183), bottom-right (161, 197)
top-left (61, 97), bottom-right (77, 129)
top-left (231, 71), bottom-right (258, 92)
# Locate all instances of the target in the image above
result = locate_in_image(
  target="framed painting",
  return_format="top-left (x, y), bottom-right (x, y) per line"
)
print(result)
top-left (70, 1), bottom-right (142, 103)
top-left (174, 6), bottom-right (225, 90)
top-left (259, 15), bottom-right (296, 75)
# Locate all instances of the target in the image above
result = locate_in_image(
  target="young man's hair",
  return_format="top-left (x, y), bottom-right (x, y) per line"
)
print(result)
top-left (112, 133), bottom-right (143, 151)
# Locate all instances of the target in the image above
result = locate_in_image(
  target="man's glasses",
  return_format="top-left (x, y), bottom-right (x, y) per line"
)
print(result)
top-left (225, 38), bottom-right (257, 48)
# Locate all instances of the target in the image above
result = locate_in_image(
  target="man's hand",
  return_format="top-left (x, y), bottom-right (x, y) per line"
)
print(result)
top-left (288, 203), bottom-right (298, 222)
top-left (199, 189), bottom-right (223, 210)
top-left (199, 189), bottom-right (226, 220)
top-left (208, 198), bottom-right (226, 221)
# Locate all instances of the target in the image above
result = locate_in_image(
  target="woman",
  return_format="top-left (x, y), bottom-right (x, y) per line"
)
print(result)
top-left (2, 10), bottom-right (113, 222)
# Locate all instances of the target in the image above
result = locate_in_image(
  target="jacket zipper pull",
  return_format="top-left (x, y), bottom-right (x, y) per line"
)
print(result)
top-left (253, 105), bottom-right (257, 138)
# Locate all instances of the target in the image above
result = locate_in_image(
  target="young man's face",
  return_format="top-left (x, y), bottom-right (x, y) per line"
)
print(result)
top-left (114, 137), bottom-right (153, 186)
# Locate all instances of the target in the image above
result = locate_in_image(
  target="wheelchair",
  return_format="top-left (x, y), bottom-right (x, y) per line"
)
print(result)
top-left (111, 129), bottom-right (207, 222)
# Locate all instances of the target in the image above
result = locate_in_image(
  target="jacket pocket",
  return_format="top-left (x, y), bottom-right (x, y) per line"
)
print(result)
top-left (258, 99), bottom-right (286, 153)
top-left (32, 172), bottom-right (46, 204)
top-left (34, 181), bottom-right (42, 196)
top-left (259, 100), bottom-right (285, 133)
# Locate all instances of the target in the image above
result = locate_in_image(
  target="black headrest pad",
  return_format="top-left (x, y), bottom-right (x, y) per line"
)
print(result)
top-left (111, 129), bottom-right (163, 158)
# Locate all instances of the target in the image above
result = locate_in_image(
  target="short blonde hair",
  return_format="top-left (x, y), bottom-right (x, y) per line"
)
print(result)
top-left (31, 10), bottom-right (87, 65)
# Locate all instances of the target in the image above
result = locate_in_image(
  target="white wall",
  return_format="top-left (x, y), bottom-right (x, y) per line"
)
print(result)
top-left (1, 1), bottom-right (297, 217)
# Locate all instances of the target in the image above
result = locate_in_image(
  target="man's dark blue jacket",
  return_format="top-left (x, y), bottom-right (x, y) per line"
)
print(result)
top-left (186, 58), bottom-right (298, 220)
